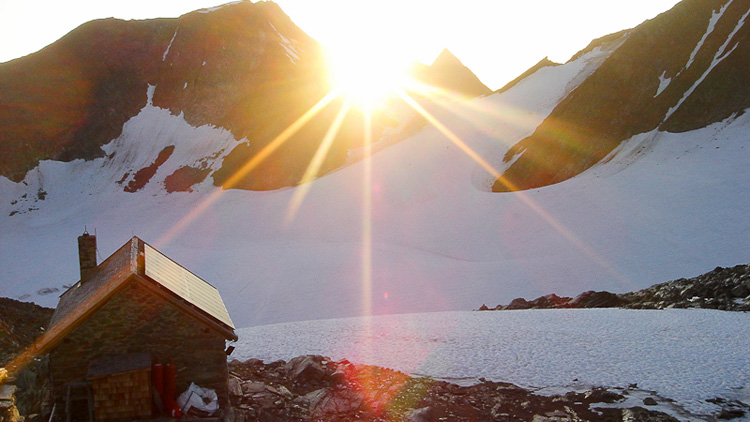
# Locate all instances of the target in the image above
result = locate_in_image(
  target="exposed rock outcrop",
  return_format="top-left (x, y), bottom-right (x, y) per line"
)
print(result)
top-left (620, 263), bottom-right (750, 311)
top-left (225, 355), bottom-right (683, 422)
top-left (482, 262), bottom-right (750, 312)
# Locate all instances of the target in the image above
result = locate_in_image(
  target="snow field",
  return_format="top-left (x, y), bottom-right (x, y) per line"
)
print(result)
top-left (235, 308), bottom-right (750, 420)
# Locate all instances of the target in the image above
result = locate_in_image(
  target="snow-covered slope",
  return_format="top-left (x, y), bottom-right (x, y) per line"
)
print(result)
top-left (1, 32), bottom-right (748, 329)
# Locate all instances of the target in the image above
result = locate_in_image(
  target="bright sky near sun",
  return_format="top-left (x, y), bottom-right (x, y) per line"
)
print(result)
top-left (0, 0), bottom-right (682, 90)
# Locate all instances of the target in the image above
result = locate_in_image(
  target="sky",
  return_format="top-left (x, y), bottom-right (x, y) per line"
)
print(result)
top-left (0, 0), bottom-right (683, 90)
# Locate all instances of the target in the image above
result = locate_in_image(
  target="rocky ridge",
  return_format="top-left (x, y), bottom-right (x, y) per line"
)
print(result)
top-left (225, 354), bottom-right (683, 422)
top-left (479, 262), bottom-right (750, 312)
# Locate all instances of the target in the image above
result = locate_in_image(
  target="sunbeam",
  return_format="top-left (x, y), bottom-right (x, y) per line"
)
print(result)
top-left (396, 90), bottom-right (505, 182)
top-left (396, 89), bottom-right (629, 286)
top-left (361, 105), bottom-right (374, 318)
top-left (285, 99), bottom-right (352, 224)
top-left (221, 90), bottom-right (341, 191)
top-left (154, 91), bottom-right (339, 247)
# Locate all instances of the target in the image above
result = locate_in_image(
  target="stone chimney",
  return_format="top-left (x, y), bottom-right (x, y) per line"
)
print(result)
top-left (78, 231), bottom-right (97, 282)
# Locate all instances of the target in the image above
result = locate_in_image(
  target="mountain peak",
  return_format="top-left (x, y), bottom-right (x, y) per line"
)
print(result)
top-left (409, 48), bottom-right (491, 99)
top-left (432, 48), bottom-right (463, 68)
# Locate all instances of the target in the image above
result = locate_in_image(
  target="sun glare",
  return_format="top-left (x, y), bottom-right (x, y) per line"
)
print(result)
top-left (326, 47), bottom-right (410, 109)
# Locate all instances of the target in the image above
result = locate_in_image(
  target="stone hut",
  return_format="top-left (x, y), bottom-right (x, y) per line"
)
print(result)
top-left (33, 233), bottom-right (237, 420)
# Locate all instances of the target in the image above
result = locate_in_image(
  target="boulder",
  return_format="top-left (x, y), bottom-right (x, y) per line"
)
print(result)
top-left (285, 355), bottom-right (329, 383)
top-left (241, 381), bottom-right (266, 394)
top-left (731, 284), bottom-right (748, 298)
top-left (298, 388), bottom-right (329, 409)
top-left (404, 406), bottom-right (433, 422)
top-left (264, 384), bottom-right (292, 399)
top-left (330, 368), bottom-right (348, 384)
top-left (0, 385), bottom-right (16, 402)
top-left (643, 397), bottom-right (658, 406)
top-left (717, 408), bottom-right (746, 419)
top-left (228, 376), bottom-right (243, 397)
top-left (491, 401), bottom-right (512, 420)
top-left (570, 291), bottom-right (627, 308)
top-left (621, 407), bottom-right (679, 421)
top-left (309, 388), bottom-right (364, 417)
top-left (583, 387), bottom-right (624, 403)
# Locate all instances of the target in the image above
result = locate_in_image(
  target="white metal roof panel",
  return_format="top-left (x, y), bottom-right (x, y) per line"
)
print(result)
top-left (144, 243), bottom-right (235, 330)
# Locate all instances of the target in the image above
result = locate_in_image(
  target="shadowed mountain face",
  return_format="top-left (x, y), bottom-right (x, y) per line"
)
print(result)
top-left (0, 2), bottom-right (319, 187)
top-left (0, 2), bottom-right (493, 192)
top-left (0, 16), bottom-right (173, 181)
top-left (0, 1), bottom-right (355, 191)
top-left (0, 2), bottom-right (389, 191)
top-left (151, 2), bottom-right (338, 192)
top-left (493, 0), bottom-right (750, 192)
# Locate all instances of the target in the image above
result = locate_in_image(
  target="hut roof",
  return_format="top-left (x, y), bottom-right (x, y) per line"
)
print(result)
top-left (38, 237), bottom-right (237, 356)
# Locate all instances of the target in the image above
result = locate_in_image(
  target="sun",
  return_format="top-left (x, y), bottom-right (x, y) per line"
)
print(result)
top-left (325, 46), bottom-right (410, 110)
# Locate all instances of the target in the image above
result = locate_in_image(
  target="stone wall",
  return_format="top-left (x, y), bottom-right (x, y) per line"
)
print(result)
top-left (49, 279), bottom-right (229, 412)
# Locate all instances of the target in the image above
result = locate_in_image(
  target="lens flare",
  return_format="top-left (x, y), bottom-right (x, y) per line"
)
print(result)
top-left (326, 46), bottom-right (410, 110)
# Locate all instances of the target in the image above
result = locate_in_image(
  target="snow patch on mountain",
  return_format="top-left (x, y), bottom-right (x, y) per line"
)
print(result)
top-left (98, 85), bottom-right (242, 195)
top-left (654, 71), bottom-right (671, 97)
top-left (0, 85), bottom-right (243, 298)
top-left (269, 22), bottom-right (301, 64)
top-left (163, 28), bottom-right (178, 61)
top-left (686, 0), bottom-right (733, 70)
top-left (198, 1), bottom-right (243, 14)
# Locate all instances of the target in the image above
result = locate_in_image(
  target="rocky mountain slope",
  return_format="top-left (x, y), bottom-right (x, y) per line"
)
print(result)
top-left (0, 1), bottom-right (357, 192)
top-left (494, 0), bottom-right (750, 191)
top-left (0, 1), bottom-right (489, 192)
top-left (0, 299), bottom-right (52, 368)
